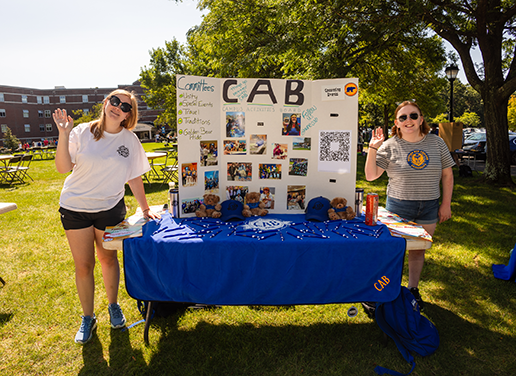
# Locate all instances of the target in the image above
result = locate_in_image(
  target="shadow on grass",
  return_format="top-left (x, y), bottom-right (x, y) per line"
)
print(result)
top-left (117, 304), bottom-right (516, 376)
top-left (0, 313), bottom-right (13, 327)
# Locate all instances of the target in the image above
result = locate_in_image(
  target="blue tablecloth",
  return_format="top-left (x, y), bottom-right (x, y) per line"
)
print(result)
top-left (123, 213), bottom-right (406, 305)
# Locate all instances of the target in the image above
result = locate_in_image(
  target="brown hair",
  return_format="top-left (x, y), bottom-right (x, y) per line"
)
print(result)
top-left (390, 101), bottom-right (430, 139)
top-left (90, 89), bottom-right (139, 141)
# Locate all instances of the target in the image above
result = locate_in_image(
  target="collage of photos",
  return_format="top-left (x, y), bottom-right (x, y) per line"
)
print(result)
top-left (181, 112), bottom-right (315, 213)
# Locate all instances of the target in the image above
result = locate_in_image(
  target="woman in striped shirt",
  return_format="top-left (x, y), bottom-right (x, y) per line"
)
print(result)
top-left (365, 101), bottom-right (455, 310)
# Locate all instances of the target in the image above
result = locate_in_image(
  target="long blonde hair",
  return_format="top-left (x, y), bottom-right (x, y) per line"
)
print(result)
top-left (90, 89), bottom-right (139, 141)
top-left (390, 101), bottom-right (430, 139)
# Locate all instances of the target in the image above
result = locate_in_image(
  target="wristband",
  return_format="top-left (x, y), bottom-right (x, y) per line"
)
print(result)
top-left (369, 146), bottom-right (378, 151)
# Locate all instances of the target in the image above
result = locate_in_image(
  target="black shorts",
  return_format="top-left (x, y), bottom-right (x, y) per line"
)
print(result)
top-left (59, 199), bottom-right (127, 231)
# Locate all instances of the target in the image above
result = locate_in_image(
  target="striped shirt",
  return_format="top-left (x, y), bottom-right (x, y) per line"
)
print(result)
top-left (375, 134), bottom-right (455, 201)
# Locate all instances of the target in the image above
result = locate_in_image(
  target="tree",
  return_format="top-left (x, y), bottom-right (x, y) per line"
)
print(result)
top-left (2, 127), bottom-right (20, 152)
top-left (456, 111), bottom-right (481, 128)
top-left (72, 103), bottom-right (103, 126)
top-left (187, 0), bottom-right (447, 131)
top-left (140, 39), bottom-right (187, 132)
top-left (400, 0), bottom-right (515, 185)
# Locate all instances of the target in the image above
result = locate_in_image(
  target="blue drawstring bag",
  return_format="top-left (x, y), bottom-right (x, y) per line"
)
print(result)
top-left (374, 287), bottom-right (439, 375)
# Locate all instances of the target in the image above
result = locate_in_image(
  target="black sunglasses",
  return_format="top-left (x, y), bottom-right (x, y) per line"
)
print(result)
top-left (397, 112), bottom-right (419, 122)
top-left (109, 95), bottom-right (133, 113)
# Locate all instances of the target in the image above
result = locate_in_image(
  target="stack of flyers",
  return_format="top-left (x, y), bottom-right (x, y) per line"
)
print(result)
top-left (377, 207), bottom-right (433, 242)
top-left (103, 205), bottom-right (166, 243)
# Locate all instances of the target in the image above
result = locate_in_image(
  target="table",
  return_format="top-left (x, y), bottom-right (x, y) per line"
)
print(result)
top-left (144, 152), bottom-right (167, 182)
top-left (0, 155), bottom-right (13, 168)
top-left (0, 202), bottom-right (17, 286)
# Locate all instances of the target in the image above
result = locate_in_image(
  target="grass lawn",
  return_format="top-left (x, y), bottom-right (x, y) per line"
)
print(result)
top-left (1, 143), bottom-right (515, 375)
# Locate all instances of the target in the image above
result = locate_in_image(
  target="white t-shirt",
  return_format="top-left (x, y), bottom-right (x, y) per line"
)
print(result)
top-left (59, 123), bottom-right (151, 212)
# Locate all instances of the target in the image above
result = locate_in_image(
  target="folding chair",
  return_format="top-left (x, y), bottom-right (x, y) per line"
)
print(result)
top-left (17, 154), bottom-right (34, 182)
top-left (151, 151), bottom-right (169, 179)
top-left (160, 156), bottom-right (179, 187)
top-left (0, 156), bottom-right (23, 186)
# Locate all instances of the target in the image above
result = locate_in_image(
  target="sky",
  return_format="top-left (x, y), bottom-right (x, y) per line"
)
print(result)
top-left (2, 0), bottom-right (475, 90)
top-left (1, 0), bottom-right (204, 90)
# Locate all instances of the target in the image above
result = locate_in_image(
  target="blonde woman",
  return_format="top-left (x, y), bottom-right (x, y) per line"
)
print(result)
top-left (53, 89), bottom-right (160, 344)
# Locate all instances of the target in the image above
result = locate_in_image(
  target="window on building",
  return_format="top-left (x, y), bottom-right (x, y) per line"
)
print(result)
top-left (0, 109), bottom-right (5, 117)
top-left (82, 95), bottom-right (88, 103)
top-left (60, 96), bottom-right (66, 103)
top-left (0, 93), bottom-right (4, 102)
top-left (23, 110), bottom-right (29, 118)
top-left (44, 96), bottom-right (50, 104)
top-left (38, 110), bottom-right (44, 118)
top-left (37, 96), bottom-right (42, 104)
top-left (46, 124), bottom-right (52, 132)
top-left (44, 110), bottom-right (51, 118)
top-left (40, 124), bottom-right (45, 132)
top-left (1, 124), bottom-right (7, 133)
top-left (83, 109), bottom-right (89, 115)
top-left (22, 95), bottom-right (28, 103)
top-left (24, 124), bottom-right (30, 132)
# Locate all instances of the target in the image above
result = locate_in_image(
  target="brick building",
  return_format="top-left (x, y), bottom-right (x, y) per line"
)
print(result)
top-left (0, 81), bottom-right (163, 146)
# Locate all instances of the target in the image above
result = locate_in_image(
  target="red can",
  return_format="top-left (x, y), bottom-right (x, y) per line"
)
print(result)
top-left (365, 193), bottom-right (379, 226)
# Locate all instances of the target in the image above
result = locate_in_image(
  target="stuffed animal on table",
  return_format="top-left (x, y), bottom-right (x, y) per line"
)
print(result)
top-left (242, 192), bottom-right (268, 217)
top-left (196, 194), bottom-right (222, 218)
top-left (328, 197), bottom-right (356, 220)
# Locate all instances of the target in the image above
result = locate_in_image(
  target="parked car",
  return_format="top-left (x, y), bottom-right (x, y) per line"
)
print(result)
top-left (463, 132), bottom-right (486, 146)
top-left (463, 133), bottom-right (516, 165)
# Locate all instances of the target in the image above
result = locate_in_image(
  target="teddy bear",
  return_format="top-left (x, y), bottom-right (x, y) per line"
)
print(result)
top-left (242, 192), bottom-right (268, 217)
top-left (328, 197), bottom-right (356, 220)
top-left (196, 194), bottom-right (222, 218)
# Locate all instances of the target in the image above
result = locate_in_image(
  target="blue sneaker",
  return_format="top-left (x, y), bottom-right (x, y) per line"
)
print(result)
top-left (108, 303), bottom-right (126, 329)
top-left (75, 315), bottom-right (97, 344)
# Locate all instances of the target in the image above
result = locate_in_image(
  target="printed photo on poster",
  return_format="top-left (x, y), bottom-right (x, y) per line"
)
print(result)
top-left (223, 139), bottom-right (247, 155)
top-left (250, 134), bottom-right (267, 155)
top-left (287, 185), bottom-right (306, 211)
top-left (293, 137), bottom-right (311, 150)
top-left (181, 162), bottom-right (198, 187)
top-left (260, 186), bottom-right (275, 209)
top-left (281, 113), bottom-right (301, 136)
top-left (226, 111), bottom-right (245, 137)
top-left (200, 140), bottom-right (218, 166)
top-left (272, 142), bottom-right (288, 159)
top-left (318, 130), bottom-right (352, 173)
top-left (259, 163), bottom-right (282, 179)
top-left (204, 170), bottom-right (219, 193)
top-left (226, 185), bottom-right (249, 203)
top-left (289, 158), bottom-right (308, 176)
top-left (182, 197), bottom-right (202, 215)
top-left (227, 162), bottom-right (252, 181)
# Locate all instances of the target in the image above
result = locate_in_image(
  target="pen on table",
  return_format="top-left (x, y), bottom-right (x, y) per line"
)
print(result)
top-left (286, 231), bottom-right (303, 240)
top-left (331, 229), bottom-right (349, 238)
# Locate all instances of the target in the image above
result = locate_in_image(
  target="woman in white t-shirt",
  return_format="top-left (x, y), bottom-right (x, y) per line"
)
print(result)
top-left (53, 89), bottom-right (160, 344)
top-left (365, 101), bottom-right (454, 311)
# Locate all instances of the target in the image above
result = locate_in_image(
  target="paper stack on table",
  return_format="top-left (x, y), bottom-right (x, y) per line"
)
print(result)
top-left (103, 205), bottom-right (166, 243)
top-left (377, 207), bottom-right (433, 242)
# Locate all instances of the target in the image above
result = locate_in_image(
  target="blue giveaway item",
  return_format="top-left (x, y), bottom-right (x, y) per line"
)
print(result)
top-left (305, 196), bottom-right (331, 221)
top-left (492, 243), bottom-right (516, 281)
top-left (374, 286), bottom-right (439, 375)
top-left (220, 199), bottom-right (245, 222)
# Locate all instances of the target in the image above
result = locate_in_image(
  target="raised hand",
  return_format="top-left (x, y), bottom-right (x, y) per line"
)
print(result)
top-left (370, 127), bottom-right (385, 149)
top-left (52, 109), bottom-right (74, 134)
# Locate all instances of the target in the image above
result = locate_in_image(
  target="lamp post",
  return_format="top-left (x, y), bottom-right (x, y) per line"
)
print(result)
top-left (445, 64), bottom-right (459, 122)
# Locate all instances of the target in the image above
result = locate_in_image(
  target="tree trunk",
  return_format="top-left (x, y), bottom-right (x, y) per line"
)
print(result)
top-left (482, 92), bottom-right (514, 185)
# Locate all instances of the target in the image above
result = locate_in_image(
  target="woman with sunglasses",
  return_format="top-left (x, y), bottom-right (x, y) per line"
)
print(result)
top-left (365, 101), bottom-right (454, 310)
top-left (53, 89), bottom-right (160, 344)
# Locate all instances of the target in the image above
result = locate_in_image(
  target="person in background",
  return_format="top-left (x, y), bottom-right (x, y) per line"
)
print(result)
top-left (260, 187), bottom-right (274, 209)
top-left (365, 101), bottom-right (454, 310)
top-left (53, 89), bottom-right (160, 344)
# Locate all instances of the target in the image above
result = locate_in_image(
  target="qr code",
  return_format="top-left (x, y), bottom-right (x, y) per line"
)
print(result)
top-left (319, 131), bottom-right (351, 162)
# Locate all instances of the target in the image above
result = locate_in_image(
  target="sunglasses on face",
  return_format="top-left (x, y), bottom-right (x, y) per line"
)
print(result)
top-left (109, 95), bottom-right (133, 113)
top-left (397, 112), bottom-right (419, 122)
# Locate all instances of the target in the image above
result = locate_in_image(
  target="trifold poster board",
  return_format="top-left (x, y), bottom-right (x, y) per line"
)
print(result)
top-left (176, 75), bottom-right (359, 216)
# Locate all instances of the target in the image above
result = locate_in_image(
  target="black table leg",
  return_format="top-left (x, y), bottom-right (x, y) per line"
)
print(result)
top-left (144, 301), bottom-right (154, 345)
